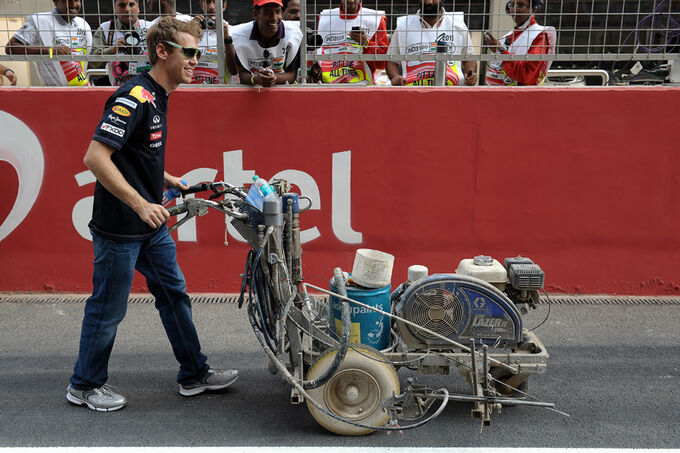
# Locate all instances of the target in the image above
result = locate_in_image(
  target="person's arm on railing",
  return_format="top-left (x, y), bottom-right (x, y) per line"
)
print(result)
top-left (386, 61), bottom-right (405, 86)
top-left (461, 29), bottom-right (478, 86)
top-left (385, 29), bottom-right (405, 86)
top-left (5, 36), bottom-right (70, 56)
top-left (223, 23), bottom-right (238, 79)
top-left (462, 61), bottom-right (478, 86)
top-left (0, 63), bottom-right (17, 85)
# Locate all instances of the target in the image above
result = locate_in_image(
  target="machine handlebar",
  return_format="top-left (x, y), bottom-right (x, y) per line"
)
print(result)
top-left (181, 182), bottom-right (214, 195)
top-left (167, 204), bottom-right (188, 217)
top-left (178, 181), bottom-right (249, 200)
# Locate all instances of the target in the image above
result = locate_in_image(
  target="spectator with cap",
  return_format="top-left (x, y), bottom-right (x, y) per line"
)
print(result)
top-left (311, 0), bottom-right (389, 84)
top-left (5, 0), bottom-right (92, 86)
top-left (191, 0), bottom-right (237, 84)
top-left (91, 0), bottom-right (151, 86)
top-left (386, 0), bottom-right (477, 86)
top-left (484, 0), bottom-right (556, 85)
top-left (0, 63), bottom-right (17, 86)
top-left (231, 0), bottom-right (303, 86)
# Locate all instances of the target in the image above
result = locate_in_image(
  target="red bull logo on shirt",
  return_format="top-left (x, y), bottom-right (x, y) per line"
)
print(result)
top-left (129, 85), bottom-right (156, 108)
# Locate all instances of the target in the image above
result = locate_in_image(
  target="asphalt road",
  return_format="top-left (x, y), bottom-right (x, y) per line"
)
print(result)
top-left (0, 297), bottom-right (678, 448)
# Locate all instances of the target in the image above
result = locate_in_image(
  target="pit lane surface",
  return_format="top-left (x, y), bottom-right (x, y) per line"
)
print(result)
top-left (0, 297), bottom-right (678, 448)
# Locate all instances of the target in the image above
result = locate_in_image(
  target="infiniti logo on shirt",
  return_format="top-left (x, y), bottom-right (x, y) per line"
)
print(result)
top-left (153, 115), bottom-right (161, 124)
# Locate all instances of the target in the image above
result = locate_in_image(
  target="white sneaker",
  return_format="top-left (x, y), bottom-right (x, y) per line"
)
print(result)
top-left (179, 369), bottom-right (238, 397)
top-left (66, 384), bottom-right (127, 412)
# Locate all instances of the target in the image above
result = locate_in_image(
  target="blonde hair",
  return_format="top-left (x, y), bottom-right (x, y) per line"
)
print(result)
top-left (146, 17), bottom-right (202, 65)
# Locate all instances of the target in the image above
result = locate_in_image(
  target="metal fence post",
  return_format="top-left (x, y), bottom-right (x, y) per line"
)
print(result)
top-left (216, 0), bottom-right (226, 84)
top-left (300, 0), bottom-right (307, 84)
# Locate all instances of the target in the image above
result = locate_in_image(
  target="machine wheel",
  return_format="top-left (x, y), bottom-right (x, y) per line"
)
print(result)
top-left (305, 343), bottom-right (399, 436)
top-left (489, 367), bottom-right (529, 398)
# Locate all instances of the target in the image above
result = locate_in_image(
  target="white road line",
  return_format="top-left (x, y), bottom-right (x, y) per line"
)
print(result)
top-left (2, 448), bottom-right (680, 453)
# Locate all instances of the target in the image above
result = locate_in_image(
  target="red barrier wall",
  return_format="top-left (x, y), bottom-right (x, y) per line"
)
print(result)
top-left (1, 87), bottom-right (679, 295)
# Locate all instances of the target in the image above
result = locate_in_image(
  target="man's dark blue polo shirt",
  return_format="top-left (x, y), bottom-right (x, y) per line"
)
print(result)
top-left (89, 71), bottom-right (169, 241)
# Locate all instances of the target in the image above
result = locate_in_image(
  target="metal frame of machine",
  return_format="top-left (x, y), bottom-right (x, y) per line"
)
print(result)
top-left (168, 179), bottom-right (563, 436)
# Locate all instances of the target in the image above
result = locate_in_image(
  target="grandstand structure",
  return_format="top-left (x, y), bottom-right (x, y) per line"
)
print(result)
top-left (0, 0), bottom-right (678, 85)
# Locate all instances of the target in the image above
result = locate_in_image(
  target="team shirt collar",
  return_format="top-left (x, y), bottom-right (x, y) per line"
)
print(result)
top-left (141, 71), bottom-right (168, 101)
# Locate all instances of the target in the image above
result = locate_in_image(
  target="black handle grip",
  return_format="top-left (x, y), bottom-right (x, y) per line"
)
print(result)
top-left (181, 183), bottom-right (212, 195)
top-left (167, 204), bottom-right (188, 216)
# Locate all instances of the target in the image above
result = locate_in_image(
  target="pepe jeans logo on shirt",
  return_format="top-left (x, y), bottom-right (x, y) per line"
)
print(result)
top-left (150, 131), bottom-right (162, 141)
top-left (107, 114), bottom-right (126, 126)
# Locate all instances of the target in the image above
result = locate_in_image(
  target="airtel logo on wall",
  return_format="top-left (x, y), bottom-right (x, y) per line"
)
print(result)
top-left (73, 150), bottom-right (364, 244)
top-left (1, 111), bottom-right (363, 245)
top-left (0, 111), bottom-right (44, 242)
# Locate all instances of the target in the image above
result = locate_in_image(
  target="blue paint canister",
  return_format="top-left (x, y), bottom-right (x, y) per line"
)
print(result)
top-left (329, 280), bottom-right (392, 351)
top-left (282, 193), bottom-right (299, 213)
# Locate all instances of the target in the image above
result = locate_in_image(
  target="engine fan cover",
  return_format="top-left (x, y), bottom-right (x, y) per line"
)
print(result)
top-left (394, 274), bottom-right (522, 349)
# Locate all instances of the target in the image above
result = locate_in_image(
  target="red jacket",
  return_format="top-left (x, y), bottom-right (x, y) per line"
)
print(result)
top-left (500, 16), bottom-right (552, 85)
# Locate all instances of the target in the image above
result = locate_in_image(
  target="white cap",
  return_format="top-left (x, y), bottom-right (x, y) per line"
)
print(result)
top-left (407, 265), bottom-right (428, 282)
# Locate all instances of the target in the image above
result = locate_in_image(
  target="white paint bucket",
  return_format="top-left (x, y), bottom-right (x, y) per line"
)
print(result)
top-left (351, 249), bottom-right (395, 288)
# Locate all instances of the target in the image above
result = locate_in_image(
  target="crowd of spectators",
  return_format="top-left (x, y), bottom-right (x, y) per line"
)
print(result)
top-left (3, 0), bottom-right (556, 87)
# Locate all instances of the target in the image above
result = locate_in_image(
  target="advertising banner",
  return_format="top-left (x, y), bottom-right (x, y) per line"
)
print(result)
top-left (1, 87), bottom-right (678, 294)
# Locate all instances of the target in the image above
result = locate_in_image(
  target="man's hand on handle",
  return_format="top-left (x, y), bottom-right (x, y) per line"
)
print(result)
top-left (136, 201), bottom-right (170, 229)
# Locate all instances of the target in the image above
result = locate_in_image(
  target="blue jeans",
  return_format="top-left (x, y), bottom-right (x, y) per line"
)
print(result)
top-left (70, 226), bottom-right (209, 389)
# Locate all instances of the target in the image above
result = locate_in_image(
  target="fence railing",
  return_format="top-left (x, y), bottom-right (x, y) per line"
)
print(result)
top-left (0, 0), bottom-right (678, 86)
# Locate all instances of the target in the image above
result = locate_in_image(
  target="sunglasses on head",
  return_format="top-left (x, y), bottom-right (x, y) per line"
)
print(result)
top-left (163, 41), bottom-right (202, 60)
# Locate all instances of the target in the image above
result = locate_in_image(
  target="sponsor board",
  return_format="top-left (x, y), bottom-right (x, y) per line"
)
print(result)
top-left (0, 88), bottom-right (678, 295)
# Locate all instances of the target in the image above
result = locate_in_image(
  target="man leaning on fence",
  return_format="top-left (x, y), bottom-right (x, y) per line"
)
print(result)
top-left (484, 0), bottom-right (556, 86)
top-left (231, 0), bottom-right (303, 86)
top-left (5, 0), bottom-right (92, 86)
top-left (386, 0), bottom-right (477, 86)
top-left (311, 0), bottom-right (389, 84)
top-left (91, 0), bottom-right (150, 86)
